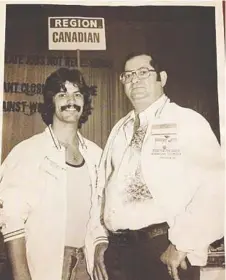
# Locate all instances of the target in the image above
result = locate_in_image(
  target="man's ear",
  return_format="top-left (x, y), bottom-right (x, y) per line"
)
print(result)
top-left (160, 71), bottom-right (167, 87)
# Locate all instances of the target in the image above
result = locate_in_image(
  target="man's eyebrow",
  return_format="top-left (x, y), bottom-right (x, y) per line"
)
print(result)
top-left (58, 89), bottom-right (81, 94)
top-left (123, 67), bottom-right (145, 72)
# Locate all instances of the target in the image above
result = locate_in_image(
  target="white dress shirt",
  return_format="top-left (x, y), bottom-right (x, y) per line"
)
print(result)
top-left (104, 95), bottom-right (168, 231)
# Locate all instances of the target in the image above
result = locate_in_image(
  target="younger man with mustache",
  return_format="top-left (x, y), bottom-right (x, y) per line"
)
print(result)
top-left (0, 67), bottom-right (102, 280)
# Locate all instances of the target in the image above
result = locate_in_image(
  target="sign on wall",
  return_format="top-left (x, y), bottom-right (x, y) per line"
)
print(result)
top-left (48, 17), bottom-right (106, 50)
top-left (3, 54), bottom-right (112, 116)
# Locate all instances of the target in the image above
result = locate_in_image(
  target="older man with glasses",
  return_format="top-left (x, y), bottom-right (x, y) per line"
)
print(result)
top-left (86, 52), bottom-right (224, 280)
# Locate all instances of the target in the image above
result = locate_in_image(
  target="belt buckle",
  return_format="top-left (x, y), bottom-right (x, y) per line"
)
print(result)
top-left (113, 230), bottom-right (125, 235)
top-left (148, 223), bottom-right (168, 239)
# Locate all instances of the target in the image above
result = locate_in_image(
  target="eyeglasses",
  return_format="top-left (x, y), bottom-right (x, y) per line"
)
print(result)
top-left (119, 67), bottom-right (156, 84)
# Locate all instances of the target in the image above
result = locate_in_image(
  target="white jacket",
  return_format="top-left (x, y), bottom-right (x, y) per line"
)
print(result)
top-left (86, 97), bottom-right (224, 272)
top-left (0, 126), bottom-right (102, 280)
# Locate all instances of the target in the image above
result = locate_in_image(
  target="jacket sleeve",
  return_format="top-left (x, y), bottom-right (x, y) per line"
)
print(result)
top-left (85, 116), bottom-right (132, 275)
top-left (84, 141), bottom-right (109, 276)
top-left (0, 144), bottom-right (41, 242)
top-left (86, 143), bottom-right (109, 247)
top-left (86, 117), bottom-right (128, 248)
top-left (168, 112), bottom-right (224, 265)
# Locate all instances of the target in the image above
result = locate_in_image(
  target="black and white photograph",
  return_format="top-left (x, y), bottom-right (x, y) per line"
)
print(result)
top-left (0, 1), bottom-right (225, 280)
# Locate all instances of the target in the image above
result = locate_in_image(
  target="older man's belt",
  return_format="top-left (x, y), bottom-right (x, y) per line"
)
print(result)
top-left (108, 222), bottom-right (169, 244)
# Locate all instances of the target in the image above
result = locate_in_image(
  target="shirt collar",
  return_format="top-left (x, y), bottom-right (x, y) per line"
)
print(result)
top-left (124, 94), bottom-right (169, 126)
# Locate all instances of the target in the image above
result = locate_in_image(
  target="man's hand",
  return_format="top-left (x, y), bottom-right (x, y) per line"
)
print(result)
top-left (93, 242), bottom-right (108, 280)
top-left (160, 244), bottom-right (187, 280)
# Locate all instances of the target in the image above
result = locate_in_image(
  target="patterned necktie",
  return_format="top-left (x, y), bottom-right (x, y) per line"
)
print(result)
top-left (130, 115), bottom-right (147, 150)
top-left (124, 115), bottom-right (152, 202)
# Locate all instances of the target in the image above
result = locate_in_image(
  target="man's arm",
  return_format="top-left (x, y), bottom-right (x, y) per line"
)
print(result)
top-left (85, 118), bottom-right (128, 279)
top-left (6, 237), bottom-right (31, 280)
top-left (85, 157), bottom-right (109, 279)
top-left (0, 145), bottom-right (39, 280)
top-left (168, 114), bottom-right (224, 253)
top-left (85, 188), bottom-right (109, 280)
top-left (158, 110), bottom-right (224, 280)
top-left (162, 112), bottom-right (224, 280)
top-left (92, 187), bottom-right (109, 280)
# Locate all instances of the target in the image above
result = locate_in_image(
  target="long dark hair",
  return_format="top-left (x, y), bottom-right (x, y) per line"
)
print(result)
top-left (41, 67), bottom-right (97, 128)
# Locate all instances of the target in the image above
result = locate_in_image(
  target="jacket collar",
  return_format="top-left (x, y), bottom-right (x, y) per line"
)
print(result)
top-left (42, 126), bottom-right (88, 172)
top-left (45, 125), bottom-right (87, 151)
top-left (42, 126), bottom-right (97, 186)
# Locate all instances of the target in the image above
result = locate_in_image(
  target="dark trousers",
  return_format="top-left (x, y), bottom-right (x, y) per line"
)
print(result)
top-left (104, 226), bottom-right (200, 280)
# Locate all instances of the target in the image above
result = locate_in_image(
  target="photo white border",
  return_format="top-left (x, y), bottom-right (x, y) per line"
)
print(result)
top-left (0, 1), bottom-right (224, 280)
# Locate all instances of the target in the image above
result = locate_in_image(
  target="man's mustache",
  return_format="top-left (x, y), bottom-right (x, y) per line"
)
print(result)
top-left (60, 104), bottom-right (81, 112)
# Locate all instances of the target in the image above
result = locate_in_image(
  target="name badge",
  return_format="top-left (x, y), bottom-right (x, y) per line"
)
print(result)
top-left (151, 123), bottom-right (181, 159)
